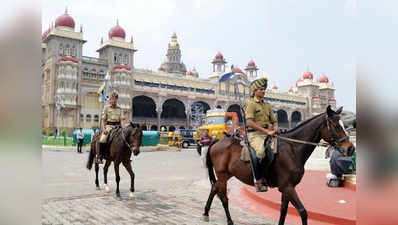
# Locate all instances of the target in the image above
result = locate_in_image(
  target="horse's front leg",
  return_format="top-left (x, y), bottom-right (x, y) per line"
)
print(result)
top-left (278, 193), bottom-right (289, 225)
top-left (103, 160), bottom-right (112, 193)
top-left (114, 161), bottom-right (121, 199)
top-left (122, 160), bottom-right (135, 200)
top-left (285, 186), bottom-right (307, 225)
top-left (95, 163), bottom-right (100, 190)
top-left (216, 175), bottom-right (234, 225)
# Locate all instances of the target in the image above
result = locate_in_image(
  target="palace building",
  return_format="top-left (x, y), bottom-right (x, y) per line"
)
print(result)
top-left (41, 9), bottom-right (336, 135)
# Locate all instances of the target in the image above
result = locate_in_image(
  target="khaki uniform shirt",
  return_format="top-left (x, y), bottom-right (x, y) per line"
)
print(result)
top-left (102, 105), bottom-right (125, 123)
top-left (245, 97), bottom-right (276, 127)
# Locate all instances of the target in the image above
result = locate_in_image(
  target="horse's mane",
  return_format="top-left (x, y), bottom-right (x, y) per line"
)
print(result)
top-left (281, 112), bottom-right (325, 137)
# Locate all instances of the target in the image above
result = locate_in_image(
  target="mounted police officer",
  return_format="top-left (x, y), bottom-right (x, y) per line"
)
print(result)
top-left (245, 77), bottom-right (278, 192)
top-left (97, 91), bottom-right (125, 164)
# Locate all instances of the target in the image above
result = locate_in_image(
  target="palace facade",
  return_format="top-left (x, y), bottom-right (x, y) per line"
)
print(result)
top-left (41, 9), bottom-right (336, 135)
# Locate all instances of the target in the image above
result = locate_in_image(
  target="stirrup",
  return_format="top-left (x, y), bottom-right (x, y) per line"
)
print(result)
top-left (96, 155), bottom-right (103, 164)
top-left (255, 180), bottom-right (268, 192)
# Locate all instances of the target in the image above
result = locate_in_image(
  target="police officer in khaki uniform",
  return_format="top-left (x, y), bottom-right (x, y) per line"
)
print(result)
top-left (97, 91), bottom-right (125, 164)
top-left (245, 77), bottom-right (278, 192)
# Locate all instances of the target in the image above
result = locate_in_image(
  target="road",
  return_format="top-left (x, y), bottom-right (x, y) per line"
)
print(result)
top-left (42, 147), bottom-right (280, 225)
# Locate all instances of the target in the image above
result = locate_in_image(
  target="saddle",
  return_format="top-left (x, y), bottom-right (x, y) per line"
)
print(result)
top-left (98, 126), bottom-right (122, 157)
top-left (240, 136), bottom-right (278, 165)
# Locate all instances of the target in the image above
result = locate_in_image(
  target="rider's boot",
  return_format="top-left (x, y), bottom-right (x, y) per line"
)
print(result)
top-left (255, 158), bottom-right (268, 192)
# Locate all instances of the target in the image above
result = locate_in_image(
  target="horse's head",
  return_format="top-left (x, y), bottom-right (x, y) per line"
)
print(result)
top-left (125, 122), bottom-right (143, 156)
top-left (320, 106), bottom-right (355, 157)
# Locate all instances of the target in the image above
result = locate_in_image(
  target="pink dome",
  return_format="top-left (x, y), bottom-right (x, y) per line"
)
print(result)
top-left (215, 52), bottom-right (224, 59)
top-left (158, 66), bottom-right (165, 71)
top-left (187, 71), bottom-right (194, 75)
top-left (288, 86), bottom-right (293, 92)
top-left (312, 96), bottom-right (320, 100)
top-left (318, 75), bottom-right (329, 83)
top-left (109, 23), bottom-right (126, 40)
top-left (42, 28), bottom-right (50, 40)
top-left (248, 59), bottom-right (255, 66)
top-left (113, 65), bottom-right (131, 71)
top-left (233, 67), bottom-right (246, 76)
top-left (328, 97), bottom-right (336, 102)
top-left (55, 12), bottom-right (75, 29)
top-left (272, 85), bottom-right (278, 90)
top-left (59, 57), bottom-right (78, 64)
top-left (303, 71), bottom-right (313, 80)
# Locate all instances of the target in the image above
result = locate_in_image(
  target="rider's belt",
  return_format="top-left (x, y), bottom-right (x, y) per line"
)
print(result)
top-left (106, 121), bottom-right (121, 125)
top-left (247, 125), bottom-right (269, 133)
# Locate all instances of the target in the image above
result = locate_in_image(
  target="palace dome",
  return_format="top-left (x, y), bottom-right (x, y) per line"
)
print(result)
top-left (303, 71), bottom-right (313, 80)
top-left (55, 11), bottom-right (75, 29)
top-left (318, 75), bottom-right (329, 83)
top-left (109, 22), bottom-right (126, 40)
top-left (42, 28), bottom-right (50, 40)
top-left (215, 52), bottom-right (224, 59)
top-left (248, 59), bottom-right (255, 66)
top-left (233, 67), bottom-right (246, 76)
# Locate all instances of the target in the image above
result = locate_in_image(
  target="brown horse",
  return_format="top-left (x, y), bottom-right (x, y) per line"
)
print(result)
top-left (86, 122), bottom-right (143, 200)
top-left (203, 106), bottom-right (355, 225)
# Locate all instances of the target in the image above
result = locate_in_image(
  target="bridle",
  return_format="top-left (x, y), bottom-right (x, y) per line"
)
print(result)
top-left (325, 114), bottom-right (349, 148)
top-left (121, 126), bottom-right (140, 151)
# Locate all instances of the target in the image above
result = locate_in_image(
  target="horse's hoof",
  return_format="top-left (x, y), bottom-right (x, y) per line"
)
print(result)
top-left (104, 185), bottom-right (110, 193)
top-left (129, 192), bottom-right (135, 200)
top-left (203, 215), bottom-right (209, 222)
top-left (227, 220), bottom-right (234, 225)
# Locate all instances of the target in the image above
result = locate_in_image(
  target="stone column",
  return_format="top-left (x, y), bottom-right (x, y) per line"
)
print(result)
top-left (185, 101), bottom-right (191, 129)
top-left (157, 108), bottom-right (162, 132)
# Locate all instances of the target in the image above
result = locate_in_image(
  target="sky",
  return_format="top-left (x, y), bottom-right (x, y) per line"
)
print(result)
top-left (42, 0), bottom-right (357, 113)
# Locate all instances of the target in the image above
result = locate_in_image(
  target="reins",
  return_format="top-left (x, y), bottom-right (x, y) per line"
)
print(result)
top-left (120, 127), bottom-right (136, 151)
top-left (275, 135), bottom-right (329, 147)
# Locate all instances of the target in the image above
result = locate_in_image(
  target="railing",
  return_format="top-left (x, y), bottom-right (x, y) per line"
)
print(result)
top-left (42, 136), bottom-right (73, 146)
top-left (132, 117), bottom-right (157, 123)
top-left (82, 56), bottom-right (107, 65)
top-left (131, 117), bottom-right (186, 126)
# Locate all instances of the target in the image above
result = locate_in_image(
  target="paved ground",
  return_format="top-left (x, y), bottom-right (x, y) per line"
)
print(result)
top-left (42, 147), bottom-right (282, 225)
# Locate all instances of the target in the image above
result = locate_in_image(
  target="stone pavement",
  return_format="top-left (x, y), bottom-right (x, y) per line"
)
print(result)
top-left (41, 148), bottom-right (283, 225)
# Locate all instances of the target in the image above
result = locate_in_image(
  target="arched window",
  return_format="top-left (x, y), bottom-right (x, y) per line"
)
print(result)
top-left (59, 44), bottom-right (63, 56)
top-left (114, 53), bottom-right (117, 63)
top-left (94, 115), bottom-right (99, 122)
top-left (80, 114), bottom-right (84, 122)
top-left (118, 54), bottom-right (122, 64)
top-left (86, 114), bottom-right (91, 122)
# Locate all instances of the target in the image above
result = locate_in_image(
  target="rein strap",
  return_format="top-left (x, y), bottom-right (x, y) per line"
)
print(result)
top-left (276, 135), bottom-right (329, 147)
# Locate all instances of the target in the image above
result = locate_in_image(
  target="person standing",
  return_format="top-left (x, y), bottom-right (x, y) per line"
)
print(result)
top-left (199, 129), bottom-right (212, 168)
top-left (245, 77), bottom-right (278, 192)
top-left (77, 127), bottom-right (84, 153)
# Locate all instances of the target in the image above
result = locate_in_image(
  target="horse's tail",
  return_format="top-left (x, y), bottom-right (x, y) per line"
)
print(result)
top-left (206, 140), bottom-right (218, 185)
top-left (86, 138), bottom-right (96, 170)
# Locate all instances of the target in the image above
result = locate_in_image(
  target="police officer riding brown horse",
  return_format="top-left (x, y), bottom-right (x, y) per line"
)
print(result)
top-left (202, 77), bottom-right (355, 225)
top-left (86, 91), bottom-right (143, 200)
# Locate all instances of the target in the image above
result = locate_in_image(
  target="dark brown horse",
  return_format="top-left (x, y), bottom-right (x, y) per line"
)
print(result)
top-left (203, 106), bottom-right (355, 225)
top-left (86, 122), bottom-right (143, 200)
